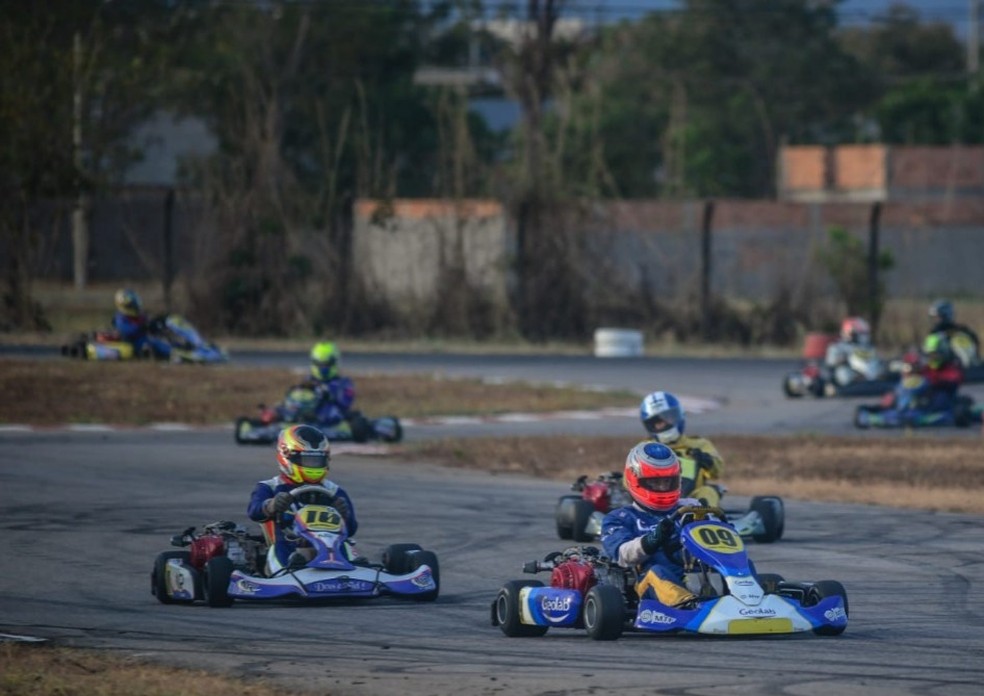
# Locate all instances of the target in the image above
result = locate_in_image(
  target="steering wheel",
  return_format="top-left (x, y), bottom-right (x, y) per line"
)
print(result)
top-left (672, 504), bottom-right (726, 526)
top-left (289, 484), bottom-right (337, 507)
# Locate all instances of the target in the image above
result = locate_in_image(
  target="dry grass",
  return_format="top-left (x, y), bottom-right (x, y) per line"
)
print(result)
top-left (0, 358), bottom-right (636, 425)
top-left (0, 643), bottom-right (292, 696)
top-left (410, 434), bottom-right (984, 515)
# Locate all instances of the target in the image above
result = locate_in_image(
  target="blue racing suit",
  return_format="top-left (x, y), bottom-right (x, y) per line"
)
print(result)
top-left (601, 501), bottom-right (698, 607)
top-left (112, 311), bottom-right (171, 359)
top-left (292, 376), bottom-right (356, 428)
top-left (247, 477), bottom-right (358, 567)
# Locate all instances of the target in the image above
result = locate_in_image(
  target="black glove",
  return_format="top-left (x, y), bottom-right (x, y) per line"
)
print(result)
top-left (640, 518), bottom-right (675, 554)
top-left (330, 494), bottom-right (351, 521)
top-left (264, 491), bottom-right (293, 517)
top-left (693, 450), bottom-right (716, 472)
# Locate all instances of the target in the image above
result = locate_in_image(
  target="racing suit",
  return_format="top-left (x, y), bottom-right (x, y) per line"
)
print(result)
top-left (914, 360), bottom-right (964, 414)
top-left (663, 435), bottom-right (724, 507)
top-left (247, 477), bottom-right (358, 568)
top-left (112, 311), bottom-right (170, 359)
top-left (601, 501), bottom-right (699, 607)
top-left (930, 321), bottom-right (980, 365)
top-left (284, 376), bottom-right (356, 428)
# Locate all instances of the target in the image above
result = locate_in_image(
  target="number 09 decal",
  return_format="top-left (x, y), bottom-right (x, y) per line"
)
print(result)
top-left (692, 526), bottom-right (744, 553)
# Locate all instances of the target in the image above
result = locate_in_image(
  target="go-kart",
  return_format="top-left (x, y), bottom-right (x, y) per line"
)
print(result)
top-left (493, 506), bottom-right (847, 640)
top-left (854, 373), bottom-right (982, 429)
top-left (555, 458), bottom-right (784, 544)
top-left (783, 335), bottom-right (894, 398)
top-left (151, 485), bottom-right (438, 606)
top-left (234, 384), bottom-right (402, 445)
top-left (61, 314), bottom-right (228, 363)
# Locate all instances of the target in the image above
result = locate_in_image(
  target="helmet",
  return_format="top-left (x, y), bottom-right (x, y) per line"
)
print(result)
top-left (840, 317), bottom-right (871, 345)
top-left (640, 391), bottom-right (685, 444)
top-left (276, 424), bottom-right (331, 485)
top-left (929, 299), bottom-right (954, 324)
top-left (310, 342), bottom-right (340, 381)
top-left (922, 332), bottom-right (951, 370)
top-left (623, 441), bottom-right (682, 512)
top-left (114, 289), bottom-right (143, 317)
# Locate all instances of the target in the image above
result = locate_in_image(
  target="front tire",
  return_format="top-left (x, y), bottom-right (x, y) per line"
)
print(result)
top-left (203, 557), bottom-right (234, 608)
top-left (806, 580), bottom-right (849, 636)
top-left (382, 543), bottom-right (423, 574)
top-left (493, 580), bottom-right (548, 637)
top-left (749, 496), bottom-right (782, 543)
top-left (408, 550), bottom-right (440, 602)
top-left (555, 495), bottom-right (581, 540)
top-left (583, 584), bottom-right (624, 641)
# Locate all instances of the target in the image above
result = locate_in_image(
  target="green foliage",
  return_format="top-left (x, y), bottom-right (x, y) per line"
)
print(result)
top-left (819, 226), bottom-right (894, 320)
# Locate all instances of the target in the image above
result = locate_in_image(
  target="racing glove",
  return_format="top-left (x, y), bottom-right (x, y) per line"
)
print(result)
top-left (640, 518), bottom-right (675, 554)
top-left (692, 450), bottom-right (716, 472)
top-left (263, 491), bottom-right (293, 517)
top-left (330, 494), bottom-right (351, 521)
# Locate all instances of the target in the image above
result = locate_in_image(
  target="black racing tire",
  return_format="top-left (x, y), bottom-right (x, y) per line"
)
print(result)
top-left (203, 556), bottom-right (234, 608)
top-left (570, 499), bottom-right (597, 542)
top-left (493, 580), bottom-right (549, 637)
top-left (151, 551), bottom-right (193, 604)
top-left (854, 405), bottom-right (873, 429)
top-left (233, 417), bottom-right (253, 444)
top-left (408, 550), bottom-right (440, 602)
top-left (954, 397), bottom-right (974, 428)
top-left (782, 374), bottom-right (803, 398)
top-left (381, 543), bottom-right (423, 574)
top-left (378, 417), bottom-right (403, 443)
top-left (555, 495), bottom-right (581, 540)
top-left (583, 584), bottom-right (625, 641)
top-left (349, 413), bottom-right (373, 443)
top-left (756, 573), bottom-right (785, 595)
top-left (806, 580), bottom-right (849, 636)
top-left (808, 376), bottom-right (826, 398)
top-left (749, 496), bottom-right (782, 543)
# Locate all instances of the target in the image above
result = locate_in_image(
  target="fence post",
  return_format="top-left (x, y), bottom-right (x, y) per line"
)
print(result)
top-left (163, 187), bottom-right (175, 312)
top-left (867, 201), bottom-right (882, 335)
top-left (700, 200), bottom-right (715, 340)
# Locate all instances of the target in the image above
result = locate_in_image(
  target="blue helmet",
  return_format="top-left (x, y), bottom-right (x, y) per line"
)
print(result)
top-left (929, 299), bottom-right (954, 324)
top-left (640, 391), bottom-right (685, 444)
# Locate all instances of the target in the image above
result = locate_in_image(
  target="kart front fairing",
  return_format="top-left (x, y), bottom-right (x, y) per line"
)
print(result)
top-left (227, 503), bottom-right (436, 601)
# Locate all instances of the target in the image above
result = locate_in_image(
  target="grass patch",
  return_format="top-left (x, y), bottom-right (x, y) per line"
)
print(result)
top-left (410, 434), bottom-right (984, 515)
top-left (0, 358), bottom-right (637, 425)
top-left (0, 643), bottom-right (292, 696)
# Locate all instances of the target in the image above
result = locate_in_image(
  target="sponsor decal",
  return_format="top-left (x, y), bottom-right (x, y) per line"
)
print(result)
top-left (733, 579), bottom-right (755, 587)
top-left (310, 579), bottom-right (375, 593)
top-left (411, 570), bottom-right (435, 589)
top-left (541, 596), bottom-right (573, 613)
top-left (825, 606), bottom-right (847, 622)
top-left (638, 609), bottom-right (676, 625)
top-left (738, 607), bottom-right (777, 617)
top-left (236, 579), bottom-right (261, 594)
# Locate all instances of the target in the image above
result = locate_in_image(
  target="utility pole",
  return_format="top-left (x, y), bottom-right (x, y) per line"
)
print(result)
top-left (970, 0), bottom-right (980, 76)
top-left (72, 31), bottom-right (89, 290)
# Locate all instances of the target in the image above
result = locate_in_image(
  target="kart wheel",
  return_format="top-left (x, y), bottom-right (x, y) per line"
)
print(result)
top-left (854, 406), bottom-right (872, 429)
top-left (376, 417), bottom-right (403, 443)
top-left (349, 413), bottom-right (373, 443)
top-left (782, 374), bottom-right (803, 398)
top-left (382, 543), bottom-right (423, 574)
top-left (570, 499), bottom-right (596, 542)
top-left (954, 397), bottom-right (974, 428)
top-left (749, 496), bottom-right (782, 543)
top-left (151, 551), bottom-right (193, 604)
top-left (234, 417), bottom-right (252, 444)
top-left (555, 495), bottom-right (581, 540)
top-left (808, 376), bottom-right (826, 398)
top-left (493, 580), bottom-right (548, 637)
top-left (202, 556), bottom-right (234, 608)
top-left (756, 573), bottom-right (785, 595)
top-left (806, 580), bottom-right (848, 636)
top-left (408, 550), bottom-right (440, 602)
top-left (583, 584), bottom-right (624, 641)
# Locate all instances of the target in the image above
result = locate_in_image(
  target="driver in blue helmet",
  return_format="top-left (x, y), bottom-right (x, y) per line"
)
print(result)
top-left (601, 442), bottom-right (701, 608)
top-left (112, 288), bottom-right (171, 360)
top-left (639, 390), bottom-right (724, 506)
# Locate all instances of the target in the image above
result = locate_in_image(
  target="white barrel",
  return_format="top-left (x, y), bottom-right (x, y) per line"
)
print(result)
top-left (593, 328), bottom-right (644, 358)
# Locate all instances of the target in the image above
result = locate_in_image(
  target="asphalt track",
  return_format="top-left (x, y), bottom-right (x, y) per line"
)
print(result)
top-left (2, 350), bottom-right (983, 695)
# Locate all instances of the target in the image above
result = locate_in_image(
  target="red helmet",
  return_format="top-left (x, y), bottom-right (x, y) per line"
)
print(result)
top-left (623, 441), bottom-right (681, 512)
top-left (840, 317), bottom-right (871, 345)
top-left (276, 424), bottom-right (331, 485)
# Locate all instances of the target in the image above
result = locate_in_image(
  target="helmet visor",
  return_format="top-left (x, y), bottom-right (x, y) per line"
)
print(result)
top-left (644, 407), bottom-right (681, 433)
top-left (637, 474), bottom-right (680, 493)
top-left (287, 450), bottom-right (329, 470)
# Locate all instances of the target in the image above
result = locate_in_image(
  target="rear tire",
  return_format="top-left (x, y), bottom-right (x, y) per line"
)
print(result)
top-left (806, 580), bottom-right (848, 636)
top-left (493, 580), bottom-right (548, 637)
top-left (203, 557), bottom-right (234, 608)
top-left (382, 543), bottom-right (423, 574)
top-left (555, 495), bottom-right (581, 540)
top-left (583, 584), bottom-right (624, 641)
top-left (749, 496), bottom-right (782, 543)
top-left (151, 551), bottom-right (192, 604)
top-left (349, 413), bottom-right (373, 443)
top-left (408, 550), bottom-right (440, 602)
top-left (854, 405), bottom-right (872, 429)
top-left (233, 417), bottom-right (253, 444)
top-left (570, 499), bottom-right (596, 542)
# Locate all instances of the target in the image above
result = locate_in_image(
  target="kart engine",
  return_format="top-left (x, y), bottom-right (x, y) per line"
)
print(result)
top-left (551, 558), bottom-right (597, 595)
